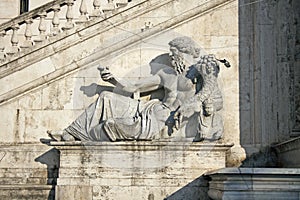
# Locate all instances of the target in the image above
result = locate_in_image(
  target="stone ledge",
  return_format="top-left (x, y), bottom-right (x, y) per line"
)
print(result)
top-left (50, 140), bottom-right (233, 151)
top-left (0, 184), bottom-right (53, 190)
top-left (205, 167), bottom-right (300, 175)
top-left (0, 184), bottom-right (54, 200)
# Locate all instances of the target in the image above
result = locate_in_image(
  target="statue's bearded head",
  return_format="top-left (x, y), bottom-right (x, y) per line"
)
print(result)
top-left (168, 36), bottom-right (201, 74)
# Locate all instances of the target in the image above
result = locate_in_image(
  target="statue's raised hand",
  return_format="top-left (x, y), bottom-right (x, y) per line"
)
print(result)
top-left (98, 66), bottom-right (113, 81)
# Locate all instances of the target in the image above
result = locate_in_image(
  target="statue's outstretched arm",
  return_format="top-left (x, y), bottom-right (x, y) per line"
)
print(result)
top-left (127, 75), bottom-right (161, 93)
top-left (98, 65), bottom-right (161, 93)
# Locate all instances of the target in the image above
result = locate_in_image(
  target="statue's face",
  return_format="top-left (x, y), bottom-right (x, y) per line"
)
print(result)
top-left (169, 46), bottom-right (195, 74)
top-left (205, 104), bottom-right (214, 116)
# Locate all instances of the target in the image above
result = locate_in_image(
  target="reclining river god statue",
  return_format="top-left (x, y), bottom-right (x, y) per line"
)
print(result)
top-left (48, 36), bottom-right (230, 142)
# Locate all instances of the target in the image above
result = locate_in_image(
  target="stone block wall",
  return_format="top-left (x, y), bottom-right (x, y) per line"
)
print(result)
top-left (239, 0), bottom-right (300, 153)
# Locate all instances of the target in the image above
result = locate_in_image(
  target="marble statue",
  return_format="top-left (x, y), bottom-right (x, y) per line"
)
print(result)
top-left (48, 36), bottom-right (229, 142)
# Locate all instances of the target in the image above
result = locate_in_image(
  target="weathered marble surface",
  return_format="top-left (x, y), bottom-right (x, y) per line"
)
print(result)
top-left (0, 1), bottom-right (242, 199)
top-left (239, 0), bottom-right (300, 151)
top-left (0, 143), bottom-right (59, 200)
top-left (273, 136), bottom-right (300, 168)
top-left (51, 141), bottom-right (233, 200)
top-left (206, 167), bottom-right (300, 200)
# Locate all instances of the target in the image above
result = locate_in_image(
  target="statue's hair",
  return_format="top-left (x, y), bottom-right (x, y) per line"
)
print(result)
top-left (196, 54), bottom-right (220, 77)
top-left (168, 36), bottom-right (201, 58)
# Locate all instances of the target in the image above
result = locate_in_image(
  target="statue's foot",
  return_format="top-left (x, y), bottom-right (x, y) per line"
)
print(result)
top-left (47, 130), bottom-right (63, 141)
top-left (47, 130), bottom-right (75, 141)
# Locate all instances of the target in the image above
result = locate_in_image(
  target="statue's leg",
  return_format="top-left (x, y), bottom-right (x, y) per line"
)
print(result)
top-left (66, 91), bottom-right (140, 141)
top-left (64, 99), bottom-right (100, 141)
top-left (89, 123), bottom-right (111, 141)
top-left (103, 118), bottom-right (141, 141)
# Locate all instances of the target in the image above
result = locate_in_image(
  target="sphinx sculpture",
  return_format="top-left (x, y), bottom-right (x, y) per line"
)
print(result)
top-left (48, 36), bottom-right (229, 142)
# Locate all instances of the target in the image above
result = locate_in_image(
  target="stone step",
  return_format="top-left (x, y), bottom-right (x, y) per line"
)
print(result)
top-left (0, 167), bottom-right (57, 187)
top-left (206, 168), bottom-right (300, 200)
top-left (0, 177), bottom-right (48, 185)
top-left (0, 168), bottom-right (49, 178)
top-left (0, 143), bottom-right (59, 168)
top-left (0, 185), bottom-right (54, 200)
top-left (0, 143), bottom-right (59, 188)
top-left (273, 136), bottom-right (300, 167)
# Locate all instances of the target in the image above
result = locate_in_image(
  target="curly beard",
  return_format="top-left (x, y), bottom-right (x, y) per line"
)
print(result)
top-left (170, 55), bottom-right (186, 74)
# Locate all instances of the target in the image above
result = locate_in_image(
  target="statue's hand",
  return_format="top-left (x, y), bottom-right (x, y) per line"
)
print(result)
top-left (98, 66), bottom-right (113, 81)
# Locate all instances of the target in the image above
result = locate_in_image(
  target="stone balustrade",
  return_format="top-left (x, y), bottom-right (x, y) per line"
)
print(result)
top-left (0, 0), bottom-right (132, 62)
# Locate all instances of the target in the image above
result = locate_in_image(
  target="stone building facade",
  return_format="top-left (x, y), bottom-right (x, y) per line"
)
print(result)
top-left (0, 0), bottom-right (299, 199)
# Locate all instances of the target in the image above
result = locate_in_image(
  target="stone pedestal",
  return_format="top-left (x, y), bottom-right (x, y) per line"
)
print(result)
top-left (206, 168), bottom-right (300, 200)
top-left (51, 140), bottom-right (233, 200)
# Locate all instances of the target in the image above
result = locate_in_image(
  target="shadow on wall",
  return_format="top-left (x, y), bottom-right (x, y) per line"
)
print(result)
top-left (35, 143), bottom-right (60, 200)
top-left (164, 176), bottom-right (210, 200)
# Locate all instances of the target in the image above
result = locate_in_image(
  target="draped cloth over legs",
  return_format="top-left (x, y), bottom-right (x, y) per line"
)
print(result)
top-left (65, 91), bottom-right (170, 141)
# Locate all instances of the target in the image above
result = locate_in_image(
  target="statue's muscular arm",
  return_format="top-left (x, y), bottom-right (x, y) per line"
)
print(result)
top-left (98, 66), bottom-right (162, 93)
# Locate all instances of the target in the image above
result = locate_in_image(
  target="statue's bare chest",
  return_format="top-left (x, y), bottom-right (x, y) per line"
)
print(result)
top-left (176, 74), bottom-right (195, 91)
